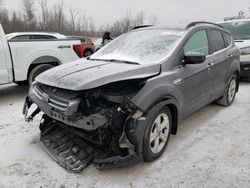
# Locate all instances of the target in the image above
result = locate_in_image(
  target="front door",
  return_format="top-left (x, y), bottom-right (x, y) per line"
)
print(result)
top-left (179, 29), bottom-right (214, 117)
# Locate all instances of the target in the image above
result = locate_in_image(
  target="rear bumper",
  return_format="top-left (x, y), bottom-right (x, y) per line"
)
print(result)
top-left (240, 55), bottom-right (250, 77)
top-left (240, 61), bottom-right (250, 77)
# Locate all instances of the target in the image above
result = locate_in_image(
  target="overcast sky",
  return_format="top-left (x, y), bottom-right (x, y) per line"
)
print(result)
top-left (2, 0), bottom-right (250, 27)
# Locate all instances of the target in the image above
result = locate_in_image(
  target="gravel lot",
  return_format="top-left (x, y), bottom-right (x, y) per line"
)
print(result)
top-left (0, 83), bottom-right (249, 188)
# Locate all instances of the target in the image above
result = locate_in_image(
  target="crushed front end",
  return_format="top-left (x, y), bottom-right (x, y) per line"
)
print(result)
top-left (23, 80), bottom-right (147, 172)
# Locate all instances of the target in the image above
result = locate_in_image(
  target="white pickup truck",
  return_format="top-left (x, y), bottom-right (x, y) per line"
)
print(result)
top-left (0, 24), bottom-right (83, 85)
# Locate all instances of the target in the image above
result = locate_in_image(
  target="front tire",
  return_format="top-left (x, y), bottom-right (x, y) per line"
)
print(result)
top-left (143, 106), bottom-right (172, 162)
top-left (28, 64), bottom-right (55, 85)
top-left (216, 74), bottom-right (238, 106)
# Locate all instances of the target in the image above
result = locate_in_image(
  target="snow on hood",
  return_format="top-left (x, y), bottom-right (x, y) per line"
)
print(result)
top-left (234, 40), bottom-right (250, 49)
top-left (35, 58), bottom-right (161, 91)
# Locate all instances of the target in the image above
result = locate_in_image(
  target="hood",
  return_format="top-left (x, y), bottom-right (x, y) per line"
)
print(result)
top-left (36, 59), bottom-right (161, 91)
top-left (234, 40), bottom-right (250, 49)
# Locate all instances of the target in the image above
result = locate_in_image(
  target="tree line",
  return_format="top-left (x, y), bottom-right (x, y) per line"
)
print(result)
top-left (0, 0), bottom-right (158, 37)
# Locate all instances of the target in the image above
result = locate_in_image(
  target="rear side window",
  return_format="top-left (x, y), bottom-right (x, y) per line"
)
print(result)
top-left (32, 35), bottom-right (57, 39)
top-left (208, 30), bottom-right (225, 53)
top-left (222, 32), bottom-right (232, 47)
top-left (184, 30), bottom-right (209, 55)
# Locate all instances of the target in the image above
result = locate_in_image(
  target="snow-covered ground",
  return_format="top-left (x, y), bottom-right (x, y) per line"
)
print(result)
top-left (0, 83), bottom-right (250, 188)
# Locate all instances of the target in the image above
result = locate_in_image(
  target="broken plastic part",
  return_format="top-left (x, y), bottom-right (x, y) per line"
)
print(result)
top-left (132, 110), bottom-right (143, 119)
top-left (23, 97), bottom-right (41, 122)
top-left (40, 121), bottom-right (95, 173)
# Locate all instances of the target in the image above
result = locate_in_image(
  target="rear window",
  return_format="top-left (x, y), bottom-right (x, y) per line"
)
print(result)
top-left (222, 32), bottom-right (232, 47)
top-left (208, 30), bottom-right (225, 53)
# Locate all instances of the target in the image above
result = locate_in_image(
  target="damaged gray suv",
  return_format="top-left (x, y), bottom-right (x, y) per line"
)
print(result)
top-left (23, 22), bottom-right (240, 172)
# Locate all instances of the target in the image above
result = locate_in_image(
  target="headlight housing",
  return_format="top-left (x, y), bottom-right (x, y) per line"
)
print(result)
top-left (240, 47), bottom-right (250, 55)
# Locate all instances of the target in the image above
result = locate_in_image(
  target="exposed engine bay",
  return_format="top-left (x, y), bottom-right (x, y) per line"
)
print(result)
top-left (23, 79), bottom-right (147, 172)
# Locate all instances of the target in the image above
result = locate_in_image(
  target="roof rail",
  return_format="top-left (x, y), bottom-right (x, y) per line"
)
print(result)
top-left (132, 25), bottom-right (153, 30)
top-left (186, 21), bottom-right (223, 29)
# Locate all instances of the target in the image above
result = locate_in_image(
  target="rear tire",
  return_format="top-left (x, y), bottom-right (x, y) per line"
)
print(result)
top-left (28, 64), bottom-right (55, 85)
top-left (242, 76), bottom-right (250, 82)
top-left (216, 74), bottom-right (238, 106)
top-left (14, 81), bottom-right (28, 86)
top-left (143, 106), bottom-right (172, 162)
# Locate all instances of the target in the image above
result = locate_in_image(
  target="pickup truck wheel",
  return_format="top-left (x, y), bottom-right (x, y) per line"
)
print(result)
top-left (216, 74), bottom-right (237, 106)
top-left (28, 64), bottom-right (55, 85)
top-left (143, 106), bottom-right (172, 162)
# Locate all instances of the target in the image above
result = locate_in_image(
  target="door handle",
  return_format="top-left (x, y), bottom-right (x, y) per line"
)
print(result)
top-left (207, 62), bottom-right (214, 70)
top-left (207, 62), bottom-right (214, 67)
top-left (173, 78), bottom-right (183, 85)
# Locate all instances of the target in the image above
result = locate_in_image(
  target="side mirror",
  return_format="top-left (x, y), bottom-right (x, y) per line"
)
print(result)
top-left (184, 52), bottom-right (206, 65)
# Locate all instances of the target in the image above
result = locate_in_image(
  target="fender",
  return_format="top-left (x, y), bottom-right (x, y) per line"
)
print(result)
top-left (126, 99), bottom-right (180, 156)
top-left (225, 54), bottom-right (240, 91)
top-left (131, 77), bottom-right (184, 117)
top-left (19, 50), bottom-right (64, 81)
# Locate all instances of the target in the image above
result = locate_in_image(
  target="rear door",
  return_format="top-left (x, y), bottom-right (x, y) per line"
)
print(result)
top-left (179, 29), bottom-right (214, 116)
top-left (207, 29), bottom-right (231, 100)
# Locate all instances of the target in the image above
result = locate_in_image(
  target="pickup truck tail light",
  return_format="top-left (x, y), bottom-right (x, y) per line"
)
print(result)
top-left (73, 44), bottom-right (83, 58)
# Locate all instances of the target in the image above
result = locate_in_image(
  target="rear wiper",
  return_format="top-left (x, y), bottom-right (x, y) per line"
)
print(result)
top-left (88, 58), bottom-right (140, 65)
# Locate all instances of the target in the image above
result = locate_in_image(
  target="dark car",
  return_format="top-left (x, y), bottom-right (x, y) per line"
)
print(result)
top-left (23, 22), bottom-right (240, 172)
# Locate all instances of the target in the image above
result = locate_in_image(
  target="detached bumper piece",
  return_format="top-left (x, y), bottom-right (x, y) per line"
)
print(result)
top-left (40, 119), bottom-right (95, 173)
top-left (39, 117), bottom-right (143, 172)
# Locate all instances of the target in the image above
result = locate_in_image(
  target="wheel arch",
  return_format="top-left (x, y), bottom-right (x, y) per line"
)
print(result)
top-left (234, 70), bottom-right (240, 92)
top-left (143, 97), bottom-right (180, 135)
top-left (27, 56), bottom-right (62, 80)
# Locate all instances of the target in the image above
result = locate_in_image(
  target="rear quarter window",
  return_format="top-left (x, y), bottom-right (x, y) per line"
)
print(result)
top-left (222, 32), bottom-right (232, 47)
top-left (32, 35), bottom-right (57, 39)
top-left (208, 30), bottom-right (225, 53)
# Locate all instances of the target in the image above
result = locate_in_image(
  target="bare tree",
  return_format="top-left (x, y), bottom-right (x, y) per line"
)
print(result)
top-left (0, 0), bottom-right (158, 38)
top-left (133, 10), bottom-right (145, 27)
top-left (148, 14), bottom-right (158, 25)
top-left (38, 0), bottom-right (50, 31)
top-left (77, 13), bottom-right (95, 36)
top-left (69, 6), bottom-right (79, 32)
top-left (53, 0), bottom-right (66, 32)
top-left (22, 0), bottom-right (36, 29)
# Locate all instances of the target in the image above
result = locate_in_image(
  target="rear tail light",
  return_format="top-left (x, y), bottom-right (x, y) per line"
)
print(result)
top-left (235, 47), bottom-right (241, 54)
top-left (73, 44), bottom-right (83, 58)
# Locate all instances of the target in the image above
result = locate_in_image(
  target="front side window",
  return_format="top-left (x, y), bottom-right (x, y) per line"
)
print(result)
top-left (90, 29), bottom-right (185, 64)
top-left (12, 35), bottom-right (30, 40)
top-left (184, 30), bottom-right (209, 56)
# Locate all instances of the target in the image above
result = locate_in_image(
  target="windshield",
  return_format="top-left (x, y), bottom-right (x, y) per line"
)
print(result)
top-left (90, 29), bottom-right (185, 64)
top-left (220, 21), bottom-right (250, 40)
